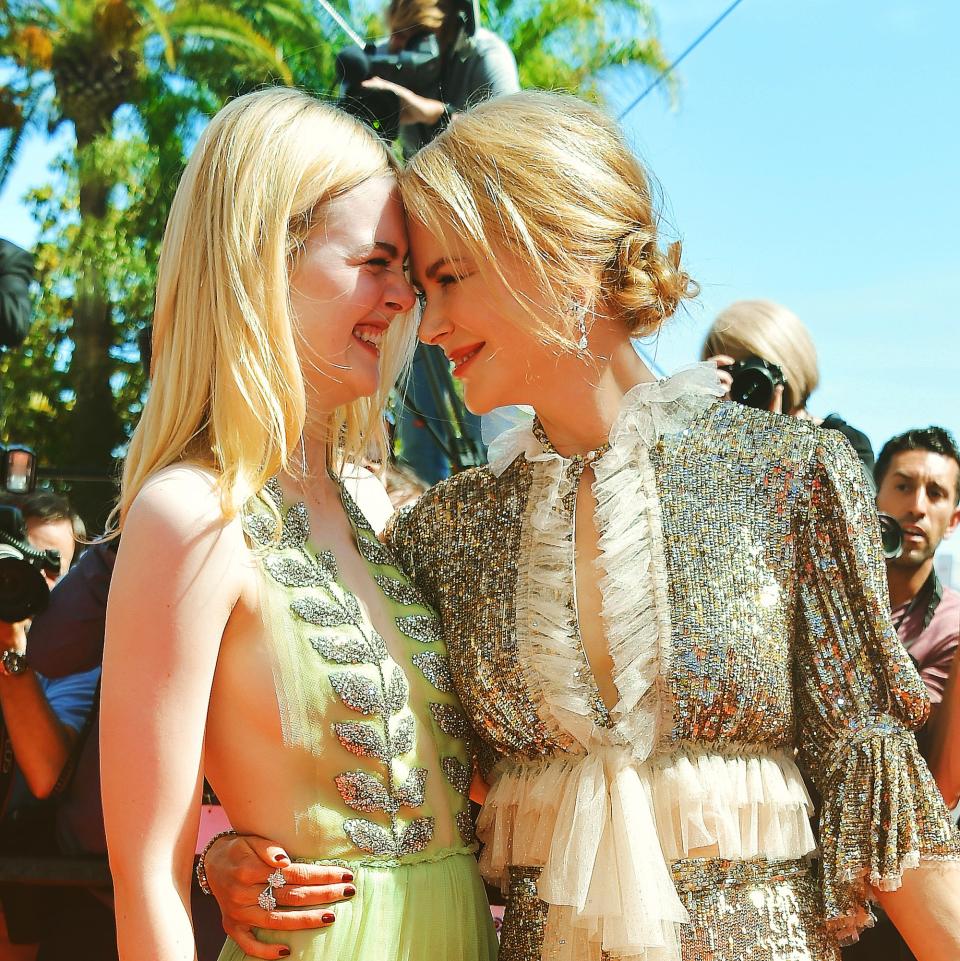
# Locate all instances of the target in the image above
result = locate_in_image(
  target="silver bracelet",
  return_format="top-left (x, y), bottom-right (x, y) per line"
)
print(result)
top-left (196, 829), bottom-right (237, 896)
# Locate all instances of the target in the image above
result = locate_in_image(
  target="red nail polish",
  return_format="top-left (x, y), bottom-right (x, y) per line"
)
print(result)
top-left (274, 854), bottom-right (288, 864)
top-left (341, 871), bottom-right (354, 882)
top-left (278, 950), bottom-right (290, 958)
top-left (344, 885), bottom-right (356, 897)
top-left (322, 912), bottom-right (336, 924)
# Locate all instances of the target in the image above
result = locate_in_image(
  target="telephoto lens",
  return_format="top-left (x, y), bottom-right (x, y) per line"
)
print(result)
top-left (878, 512), bottom-right (903, 560)
top-left (725, 356), bottom-right (786, 410)
top-left (0, 505), bottom-right (56, 622)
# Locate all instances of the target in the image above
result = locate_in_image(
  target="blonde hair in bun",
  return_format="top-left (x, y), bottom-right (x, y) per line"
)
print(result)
top-left (399, 90), bottom-right (698, 349)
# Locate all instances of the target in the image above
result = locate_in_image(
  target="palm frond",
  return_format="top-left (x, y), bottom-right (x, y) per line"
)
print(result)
top-left (166, 2), bottom-right (294, 84)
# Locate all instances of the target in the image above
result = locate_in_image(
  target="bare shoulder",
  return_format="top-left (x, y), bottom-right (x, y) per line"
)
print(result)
top-left (126, 464), bottom-right (240, 541)
top-left (118, 464), bottom-right (249, 598)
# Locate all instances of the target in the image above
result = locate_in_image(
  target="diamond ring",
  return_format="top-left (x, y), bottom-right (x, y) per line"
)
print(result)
top-left (257, 885), bottom-right (277, 912)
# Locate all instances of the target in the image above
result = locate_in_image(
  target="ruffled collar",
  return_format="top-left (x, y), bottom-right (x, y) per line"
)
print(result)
top-left (487, 363), bottom-right (724, 477)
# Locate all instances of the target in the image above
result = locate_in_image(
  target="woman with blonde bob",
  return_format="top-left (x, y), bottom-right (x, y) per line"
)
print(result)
top-left (208, 91), bottom-right (960, 961)
top-left (702, 299), bottom-right (876, 485)
top-left (101, 87), bottom-right (497, 961)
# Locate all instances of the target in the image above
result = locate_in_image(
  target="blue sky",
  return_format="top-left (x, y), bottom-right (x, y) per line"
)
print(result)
top-left (1, 0), bottom-right (958, 574)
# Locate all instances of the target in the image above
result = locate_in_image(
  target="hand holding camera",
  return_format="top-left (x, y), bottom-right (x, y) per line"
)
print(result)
top-left (709, 353), bottom-right (785, 413)
top-left (0, 446), bottom-right (59, 624)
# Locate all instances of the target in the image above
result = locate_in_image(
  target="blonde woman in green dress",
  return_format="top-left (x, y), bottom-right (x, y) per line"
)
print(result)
top-left (101, 88), bottom-right (497, 961)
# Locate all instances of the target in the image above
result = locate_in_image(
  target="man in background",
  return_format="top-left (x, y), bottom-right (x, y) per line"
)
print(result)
top-left (875, 427), bottom-right (960, 710)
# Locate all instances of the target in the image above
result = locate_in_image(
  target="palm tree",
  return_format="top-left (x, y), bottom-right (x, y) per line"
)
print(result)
top-left (0, 0), bottom-right (331, 524)
top-left (483, 0), bottom-right (672, 97)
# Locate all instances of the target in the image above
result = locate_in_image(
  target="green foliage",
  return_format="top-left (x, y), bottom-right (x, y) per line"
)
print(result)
top-left (482, 0), bottom-right (671, 99)
top-left (1, 134), bottom-right (155, 472)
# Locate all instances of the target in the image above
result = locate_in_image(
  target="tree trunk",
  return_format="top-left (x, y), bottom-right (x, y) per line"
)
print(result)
top-left (64, 118), bottom-right (123, 532)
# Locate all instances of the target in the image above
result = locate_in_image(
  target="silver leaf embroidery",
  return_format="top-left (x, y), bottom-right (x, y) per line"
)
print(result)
top-left (411, 652), bottom-right (454, 693)
top-left (429, 702), bottom-right (470, 740)
top-left (375, 575), bottom-right (422, 607)
top-left (263, 477), bottom-right (283, 509)
top-left (341, 491), bottom-right (372, 531)
top-left (292, 597), bottom-right (351, 629)
top-left (311, 636), bottom-right (373, 665)
top-left (395, 614), bottom-right (441, 644)
top-left (343, 818), bottom-right (396, 856)
top-left (280, 501), bottom-right (310, 550)
top-left (441, 756), bottom-right (471, 797)
top-left (335, 771), bottom-right (397, 813)
top-left (244, 513), bottom-right (277, 548)
top-left (397, 817), bottom-right (435, 856)
top-left (394, 768), bottom-right (428, 808)
top-left (265, 555), bottom-right (322, 588)
top-left (316, 550), bottom-right (339, 580)
top-left (384, 665), bottom-right (409, 714)
top-left (357, 535), bottom-right (393, 567)
top-left (330, 672), bottom-right (386, 716)
top-left (390, 714), bottom-right (415, 757)
top-left (334, 721), bottom-right (387, 760)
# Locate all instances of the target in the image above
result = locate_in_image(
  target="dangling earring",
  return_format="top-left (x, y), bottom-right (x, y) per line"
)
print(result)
top-left (571, 302), bottom-right (588, 354)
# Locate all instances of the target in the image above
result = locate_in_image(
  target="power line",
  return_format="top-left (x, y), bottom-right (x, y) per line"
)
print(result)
top-left (618, 0), bottom-right (747, 121)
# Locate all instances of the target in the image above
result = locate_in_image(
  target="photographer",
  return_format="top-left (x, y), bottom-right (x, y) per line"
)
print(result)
top-left (0, 240), bottom-right (34, 351)
top-left (875, 428), bottom-right (960, 711)
top-left (0, 492), bottom-right (99, 959)
top-left (702, 299), bottom-right (876, 489)
top-left (0, 492), bottom-right (89, 808)
top-left (363, 0), bottom-right (519, 159)
top-left (358, 0), bottom-right (519, 483)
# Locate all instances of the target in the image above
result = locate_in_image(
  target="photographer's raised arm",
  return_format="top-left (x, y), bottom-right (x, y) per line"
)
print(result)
top-left (0, 620), bottom-right (78, 797)
top-left (102, 469), bottom-right (246, 961)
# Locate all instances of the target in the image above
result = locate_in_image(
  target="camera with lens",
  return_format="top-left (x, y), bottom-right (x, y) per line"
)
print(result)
top-left (721, 355), bottom-right (787, 411)
top-left (0, 445), bottom-right (58, 623)
top-left (335, 32), bottom-right (442, 141)
top-left (878, 512), bottom-right (903, 561)
top-left (334, 0), bottom-right (478, 140)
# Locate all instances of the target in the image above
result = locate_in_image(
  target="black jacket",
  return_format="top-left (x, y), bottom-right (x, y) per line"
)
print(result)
top-left (0, 239), bottom-right (35, 349)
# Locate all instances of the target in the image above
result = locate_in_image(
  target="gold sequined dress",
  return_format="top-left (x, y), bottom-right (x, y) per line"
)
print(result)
top-left (385, 365), bottom-right (960, 961)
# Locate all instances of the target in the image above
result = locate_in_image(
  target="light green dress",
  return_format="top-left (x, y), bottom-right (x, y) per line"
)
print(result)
top-left (218, 479), bottom-right (497, 961)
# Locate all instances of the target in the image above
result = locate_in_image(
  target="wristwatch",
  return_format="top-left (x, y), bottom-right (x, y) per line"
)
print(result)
top-left (0, 650), bottom-right (28, 677)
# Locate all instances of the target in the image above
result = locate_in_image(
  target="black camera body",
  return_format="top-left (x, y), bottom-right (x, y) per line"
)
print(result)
top-left (722, 356), bottom-right (786, 411)
top-left (0, 506), bottom-right (58, 623)
top-left (336, 32), bottom-right (442, 141)
top-left (0, 445), bottom-right (56, 623)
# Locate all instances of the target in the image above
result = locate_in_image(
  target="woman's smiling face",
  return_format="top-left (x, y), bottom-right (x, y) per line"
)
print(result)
top-left (289, 177), bottom-right (416, 414)
top-left (409, 218), bottom-right (561, 414)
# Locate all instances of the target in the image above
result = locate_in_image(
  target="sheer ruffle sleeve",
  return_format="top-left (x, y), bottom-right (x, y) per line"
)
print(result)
top-left (793, 430), bottom-right (960, 944)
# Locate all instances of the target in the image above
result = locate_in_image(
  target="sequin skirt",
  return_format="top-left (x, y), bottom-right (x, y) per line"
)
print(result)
top-left (500, 857), bottom-right (839, 961)
top-left (217, 851), bottom-right (497, 961)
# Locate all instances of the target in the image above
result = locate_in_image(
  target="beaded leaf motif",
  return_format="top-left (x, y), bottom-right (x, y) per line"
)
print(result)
top-left (249, 479), bottom-right (444, 859)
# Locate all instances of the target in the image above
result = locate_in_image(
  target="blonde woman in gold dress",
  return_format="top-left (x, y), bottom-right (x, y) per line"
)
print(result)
top-left (204, 91), bottom-right (960, 961)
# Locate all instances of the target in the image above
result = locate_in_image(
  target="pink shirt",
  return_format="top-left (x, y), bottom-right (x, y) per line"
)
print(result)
top-left (894, 581), bottom-right (960, 705)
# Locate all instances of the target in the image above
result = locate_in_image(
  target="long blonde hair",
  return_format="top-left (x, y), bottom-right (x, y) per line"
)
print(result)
top-left (399, 90), bottom-right (697, 349)
top-left (702, 299), bottom-right (819, 413)
top-left (118, 88), bottom-right (413, 527)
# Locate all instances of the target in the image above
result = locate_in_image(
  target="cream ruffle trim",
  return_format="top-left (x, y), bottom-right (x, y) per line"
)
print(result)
top-left (479, 746), bottom-right (816, 961)
top-left (484, 366), bottom-right (725, 960)
top-left (479, 746), bottom-right (816, 885)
